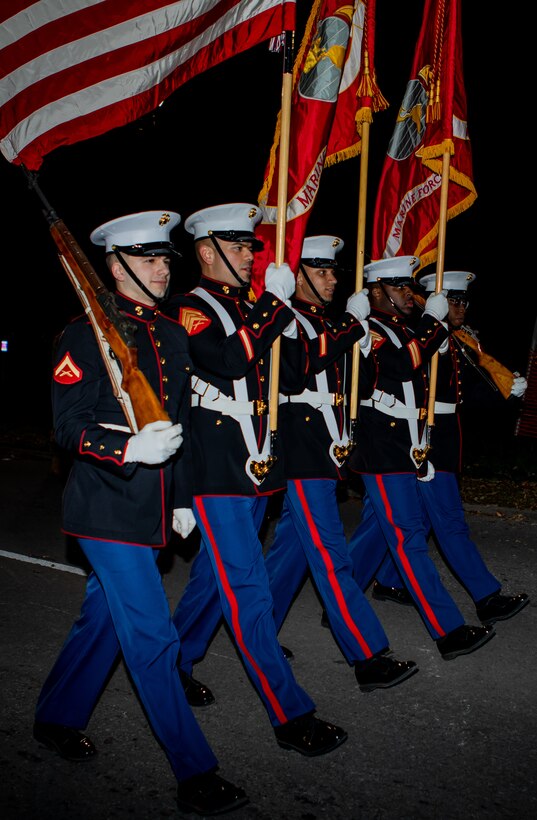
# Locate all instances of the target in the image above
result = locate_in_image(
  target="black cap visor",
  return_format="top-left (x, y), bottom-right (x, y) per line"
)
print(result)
top-left (111, 242), bottom-right (180, 257)
top-left (301, 257), bottom-right (339, 269)
top-left (208, 230), bottom-right (264, 252)
top-left (378, 276), bottom-right (414, 287)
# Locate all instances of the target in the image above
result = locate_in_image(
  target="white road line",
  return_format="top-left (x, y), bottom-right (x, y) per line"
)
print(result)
top-left (0, 549), bottom-right (87, 576)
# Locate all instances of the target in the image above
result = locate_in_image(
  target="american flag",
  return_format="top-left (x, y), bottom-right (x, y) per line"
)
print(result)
top-left (0, 0), bottom-right (295, 170)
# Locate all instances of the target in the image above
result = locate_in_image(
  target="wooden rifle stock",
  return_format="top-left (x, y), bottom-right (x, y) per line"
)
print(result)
top-left (412, 292), bottom-right (514, 399)
top-left (23, 170), bottom-right (170, 431)
top-left (50, 220), bottom-right (170, 429)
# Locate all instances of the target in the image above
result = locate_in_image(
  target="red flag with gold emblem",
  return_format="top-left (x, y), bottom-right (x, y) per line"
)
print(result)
top-left (251, 0), bottom-right (386, 298)
top-left (371, 0), bottom-right (476, 269)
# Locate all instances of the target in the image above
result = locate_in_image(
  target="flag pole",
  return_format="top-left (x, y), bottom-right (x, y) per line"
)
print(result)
top-left (348, 2), bottom-right (388, 445)
top-left (349, 118), bottom-right (370, 443)
top-left (269, 30), bottom-right (294, 439)
top-left (427, 145), bottom-right (451, 427)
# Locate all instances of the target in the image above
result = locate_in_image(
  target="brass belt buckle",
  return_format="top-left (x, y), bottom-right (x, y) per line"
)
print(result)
top-left (253, 398), bottom-right (268, 416)
top-left (249, 454), bottom-right (277, 481)
top-left (412, 445), bottom-right (430, 465)
top-left (332, 440), bottom-right (354, 465)
top-left (333, 393), bottom-right (344, 407)
top-left (418, 407), bottom-right (427, 420)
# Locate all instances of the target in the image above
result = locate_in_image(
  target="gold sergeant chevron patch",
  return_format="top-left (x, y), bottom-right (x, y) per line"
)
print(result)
top-left (371, 330), bottom-right (384, 349)
top-left (179, 307), bottom-right (212, 336)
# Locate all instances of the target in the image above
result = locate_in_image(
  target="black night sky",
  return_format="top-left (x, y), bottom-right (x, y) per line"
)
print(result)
top-left (0, 2), bottom-right (534, 433)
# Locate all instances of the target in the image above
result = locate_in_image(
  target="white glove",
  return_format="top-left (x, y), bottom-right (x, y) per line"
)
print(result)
top-left (438, 323), bottom-right (450, 354)
top-left (423, 290), bottom-right (448, 321)
top-left (346, 288), bottom-right (371, 321)
top-left (358, 321), bottom-right (372, 357)
top-left (282, 319), bottom-right (298, 338)
top-left (265, 262), bottom-right (295, 302)
top-left (172, 508), bottom-right (197, 538)
top-left (124, 420), bottom-right (183, 464)
top-left (510, 373), bottom-right (527, 398)
top-left (282, 300), bottom-right (298, 338)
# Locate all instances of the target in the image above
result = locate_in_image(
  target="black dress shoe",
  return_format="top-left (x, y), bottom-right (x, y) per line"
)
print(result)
top-left (437, 624), bottom-right (495, 661)
top-left (179, 669), bottom-right (215, 708)
top-left (371, 581), bottom-right (414, 607)
top-left (281, 645), bottom-right (294, 660)
top-left (476, 591), bottom-right (530, 625)
top-left (176, 770), bottom-right (248, 816)
top-left (355, 653), bottom-right (418, 692)
top-left (320, 610), bottom-right (330, 628)
top-left (33, 721), bottom-right (97, 761)
top-left (274, 713), bottom-right (347, 757)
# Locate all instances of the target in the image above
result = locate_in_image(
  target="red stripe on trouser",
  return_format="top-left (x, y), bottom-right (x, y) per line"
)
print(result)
top-left (194, 497), bottom-right (287, 723)
top-left (375, 475), bottom-right (445, 636)
top-left (294, 480), bottom-right (374, 657)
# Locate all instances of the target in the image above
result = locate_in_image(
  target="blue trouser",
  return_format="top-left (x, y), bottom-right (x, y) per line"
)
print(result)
top-left (372, 473), bottom-right (500, 603)
top-left (173, 497), bottom-right (268, 672)
top-left (349, 474), bottom-right (466, 639)
top-left (35, 538), bottom-right (217, 782)
top-left (353, 471), bottom-right (501, 602)
top-left (174, 495), bottom-right (315, 726)
top-left (265, 479), bottom-right (389, 662)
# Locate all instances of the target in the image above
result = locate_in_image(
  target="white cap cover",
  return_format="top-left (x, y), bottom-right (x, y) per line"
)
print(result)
top-left (301, 235), bottom-right (344, 266)
top-left (420, 270), bottom-right (476, 293)
top-left (90, 211), bottom-right (181, 255)
top-left (364, 255), bottom-right (420, 283)
top-left (184, 203), bottom-right (262, 244)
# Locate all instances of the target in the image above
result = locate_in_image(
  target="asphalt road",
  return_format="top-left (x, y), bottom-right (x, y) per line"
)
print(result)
top-left (1, 451), bottom-right (536, 820)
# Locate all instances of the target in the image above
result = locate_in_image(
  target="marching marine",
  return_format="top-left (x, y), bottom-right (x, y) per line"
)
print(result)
top-left (167, 203), bottom-right (347, 757)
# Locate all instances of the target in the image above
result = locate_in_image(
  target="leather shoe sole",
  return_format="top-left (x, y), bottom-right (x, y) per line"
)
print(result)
top-left (176, 770), bottom-right (249, 816)
top-left (179, 670), bottom-right (215, 708)
top-left (355, 654), bottom-right (418, 692)
top-left (274, 713), bottom-right (347, 757)
top-left (33, 721), bottom-right (97, 761)
top-left (476, 592), bottom-right (530, 625)
top-left (371, 582), bottom-right (414, 607)
top-left (437, 624), bottom-right (496, 661)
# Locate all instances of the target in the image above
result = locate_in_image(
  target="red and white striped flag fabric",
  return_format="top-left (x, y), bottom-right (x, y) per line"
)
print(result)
top-left (0, 0), bottom-right (295, 171)
top-left (371, 0), bottom-right (476, 269)
top-left (251, 0), bottom-right (385, 298)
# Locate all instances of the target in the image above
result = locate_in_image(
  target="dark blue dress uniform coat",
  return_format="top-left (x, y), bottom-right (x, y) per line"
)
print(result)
top-left (280, 297), bottom-right (367, 480)
top-left (52, 293), bottom-right (193, 546)
top-left (428, 333), bottom-right (503, 472)
top-left (349, 306), bottom-right (449, 475)
top-left (166, 276), bottom-right (300, 495)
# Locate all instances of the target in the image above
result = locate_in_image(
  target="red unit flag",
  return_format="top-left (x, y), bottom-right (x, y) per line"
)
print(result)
top-left (371, 0), bottom-right (476, 269)
top-left (252, 0), bottom-right (385, 298)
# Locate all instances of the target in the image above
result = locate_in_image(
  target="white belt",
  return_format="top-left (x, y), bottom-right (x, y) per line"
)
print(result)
top-left (434, 402), bottom-right (457, 414)
top-left (279, 389), bottom-right (346, 407)
top-left (191, 377), bottom-right (268, 416)
top-left (98, 423), bottom-right (131, 432)
top-left (360, 389), bottom-right (426, 420)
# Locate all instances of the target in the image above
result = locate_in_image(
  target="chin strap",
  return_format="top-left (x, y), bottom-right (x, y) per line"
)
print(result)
top-left (379, 281), bottom-right (406, 317)
top-left (299, 263), bottom-right (329, 306)
top-left (210, 235), bottom-right (249, 288)
top-left (115, 250), bottom-right (169, 304)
